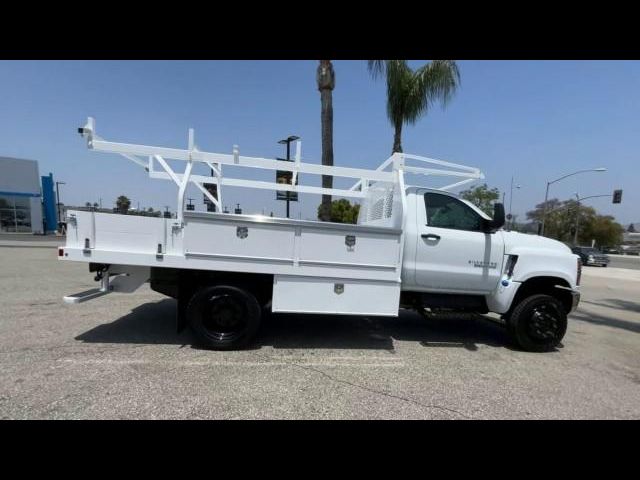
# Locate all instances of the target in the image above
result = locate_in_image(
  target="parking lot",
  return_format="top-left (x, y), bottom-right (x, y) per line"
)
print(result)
top-left (1, 244), bottom-right (639, 419)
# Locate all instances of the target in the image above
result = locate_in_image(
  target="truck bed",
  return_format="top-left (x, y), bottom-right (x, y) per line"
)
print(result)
top-left (61, 210), bottom-right (403, 315)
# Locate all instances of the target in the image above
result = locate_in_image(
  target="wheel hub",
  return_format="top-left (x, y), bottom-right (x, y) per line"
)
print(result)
top-left (202, 294), bottom-right (247, 340)
top-left (529, 304), bottom-right (560, 341)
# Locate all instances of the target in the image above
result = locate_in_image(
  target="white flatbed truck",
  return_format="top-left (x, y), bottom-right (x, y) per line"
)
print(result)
top-left (60, 118), bottom-right (581, 352)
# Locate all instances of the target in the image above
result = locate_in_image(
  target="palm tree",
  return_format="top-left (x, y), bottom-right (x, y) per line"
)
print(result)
top-left (116, 195), bottom-right (131, 214)
top-left (368, 60), bottom-right (460, 154)
top-left (317, 60), bottom-right (335, 221)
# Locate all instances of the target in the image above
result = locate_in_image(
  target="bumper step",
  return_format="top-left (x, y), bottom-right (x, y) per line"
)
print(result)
top-left (63, 288), bottom-right (111, 304)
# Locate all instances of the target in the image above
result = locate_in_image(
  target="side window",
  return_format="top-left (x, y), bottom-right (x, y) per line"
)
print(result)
top-left (424, 192), bottom-right (484, 232)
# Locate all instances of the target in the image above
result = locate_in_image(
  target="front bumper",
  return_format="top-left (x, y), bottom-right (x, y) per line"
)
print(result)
top-left (570, 289), bottom-right (581, 313)
top-left (555, 285), bottom-right (580, 313)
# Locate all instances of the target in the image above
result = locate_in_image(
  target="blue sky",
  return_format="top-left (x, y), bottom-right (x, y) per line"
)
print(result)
top-left (0, 60), bottom-right (637, 224)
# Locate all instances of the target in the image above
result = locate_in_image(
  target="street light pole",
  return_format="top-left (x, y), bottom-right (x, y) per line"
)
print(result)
top-left (55, 181), bottom-right (66, 226)
top-left (507, 176), bottom-right (520, 230)
top-left (278, 135), bottom-right (300, 219)
top-left (573, 194), bottom-right (580, 246)
top-left (540, 168), bottom-right (606, 236)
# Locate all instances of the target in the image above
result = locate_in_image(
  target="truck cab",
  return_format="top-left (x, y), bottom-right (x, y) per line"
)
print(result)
top-left (398, 187), bottom-right (580, 351)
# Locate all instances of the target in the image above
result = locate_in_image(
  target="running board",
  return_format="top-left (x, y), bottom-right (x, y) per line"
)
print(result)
top-left (64, 288), bottom-right (111, 304)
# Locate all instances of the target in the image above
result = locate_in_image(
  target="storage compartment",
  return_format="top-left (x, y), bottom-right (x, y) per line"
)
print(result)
top-left (298, 228), bottom-right (401, 269)
top-left (271, 275), bottom-right (400, 316)
top-left (184, 217), bottom-right (296, 263)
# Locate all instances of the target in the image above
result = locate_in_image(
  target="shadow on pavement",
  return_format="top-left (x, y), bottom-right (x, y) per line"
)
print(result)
top-left (75, 298), bottom-right (513, 351)
top-left (571, 309), bottom-right (640, 334)
top-left (581, 298), bottom-right (640, 314)
top-left (75, 298), bottom-right (193, 346)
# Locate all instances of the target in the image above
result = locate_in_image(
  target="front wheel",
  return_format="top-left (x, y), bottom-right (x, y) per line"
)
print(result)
top-left (186, 285), bottom-right (262, 350)
top-left (506, 294), bottom-right (567, 352)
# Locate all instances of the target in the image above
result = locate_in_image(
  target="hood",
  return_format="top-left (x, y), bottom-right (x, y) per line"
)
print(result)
top-left (501, 231), bottom-right (572, 255)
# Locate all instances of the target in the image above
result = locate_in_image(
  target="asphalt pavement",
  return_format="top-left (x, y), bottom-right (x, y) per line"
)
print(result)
top-left (0, 246), bottom-right (639, 419)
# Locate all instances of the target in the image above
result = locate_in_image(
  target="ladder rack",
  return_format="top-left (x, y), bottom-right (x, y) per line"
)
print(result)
top-left (78, 117), bottom-right (485, 225)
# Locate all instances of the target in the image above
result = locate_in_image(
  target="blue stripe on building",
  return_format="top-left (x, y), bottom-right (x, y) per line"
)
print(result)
top-left (41, 174), bottom-right (57, 232)
top-left (0, 190), bottom-right (41, 197)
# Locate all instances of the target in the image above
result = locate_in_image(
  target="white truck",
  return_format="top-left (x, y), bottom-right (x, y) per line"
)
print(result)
top-left (60, 118), bottom-right (581, 352)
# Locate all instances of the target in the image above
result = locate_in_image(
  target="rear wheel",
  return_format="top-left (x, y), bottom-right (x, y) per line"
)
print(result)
top-left (506, 294), bottom-right (567, 352)
top-left (186, 285), bottom-right (261, 350)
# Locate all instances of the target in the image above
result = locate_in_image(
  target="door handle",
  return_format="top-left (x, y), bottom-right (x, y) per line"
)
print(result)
top-left (421, 234), bottom-right (441, 240)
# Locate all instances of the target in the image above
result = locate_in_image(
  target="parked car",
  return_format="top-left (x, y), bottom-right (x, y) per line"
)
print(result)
top-left (571, 246), bottom-right (610, 267)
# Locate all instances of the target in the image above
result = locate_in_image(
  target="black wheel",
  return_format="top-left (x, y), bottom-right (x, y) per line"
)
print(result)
top-left (186, 285), bottom-right (261, 350)
top-left (506, 294), bottom-right (567, 352)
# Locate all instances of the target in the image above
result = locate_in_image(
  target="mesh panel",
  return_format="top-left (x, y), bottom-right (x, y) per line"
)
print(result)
top-left (363, 183), bottom-right (395, 222)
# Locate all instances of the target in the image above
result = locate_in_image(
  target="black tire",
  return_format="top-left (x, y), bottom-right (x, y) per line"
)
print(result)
top-left (506, 294), bottom-right (567, 352)
top-left (186, 285), bottom-right (261, 350)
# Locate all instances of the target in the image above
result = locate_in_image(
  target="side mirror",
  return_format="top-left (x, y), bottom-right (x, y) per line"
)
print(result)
top-left (484, 203), bottom-right (505, 233)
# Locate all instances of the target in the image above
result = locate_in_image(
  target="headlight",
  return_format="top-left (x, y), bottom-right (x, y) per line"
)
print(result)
top-left (588, 255), bottom-right (594, 262)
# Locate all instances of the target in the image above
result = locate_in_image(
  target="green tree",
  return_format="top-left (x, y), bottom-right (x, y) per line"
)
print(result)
top-left (368, 60), bottom-right (460, 153)
top-left (317, 60), bottom-right (335, 222)
top-left (629, 223), bottom-right (637, 233)
top-left (459, 184), bottom-right (500, 216)
top-left (116, 195), bottom-right (131, 214)
top-left (526, 199), bottom-right (623, 246)
top-left (85, 202), bottom-right (92, 208)
top-left (579, 214), bottom-right (624, 247)
top-left (527, 199), bottom-right (581, 242)
top-left (317, 199), bottom-right (360, 224)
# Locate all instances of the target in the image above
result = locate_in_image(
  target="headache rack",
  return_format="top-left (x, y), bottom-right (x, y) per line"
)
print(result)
top-left (77, 117), bottom-right (485, 228)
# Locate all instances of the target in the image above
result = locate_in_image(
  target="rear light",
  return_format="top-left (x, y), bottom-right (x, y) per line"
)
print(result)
top-left (58, 248), bottom-right (64, 257)
top-left (576, 258), bottom-right (582, 286)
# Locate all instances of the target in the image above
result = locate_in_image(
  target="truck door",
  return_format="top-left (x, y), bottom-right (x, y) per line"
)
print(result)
top-left (414, 191), bottom-right (504, 293)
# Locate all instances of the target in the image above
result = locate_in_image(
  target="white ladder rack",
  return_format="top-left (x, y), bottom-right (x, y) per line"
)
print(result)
top-left (78, 117), bottom-right (485, 226)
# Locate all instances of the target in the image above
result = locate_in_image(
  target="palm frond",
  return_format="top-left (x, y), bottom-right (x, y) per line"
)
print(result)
top-left (368, 60), bottom-right (460, 143)
top-left (367, 60), bottom-right (386, 79)
top-left (403, 60), bottom-right (460, 125)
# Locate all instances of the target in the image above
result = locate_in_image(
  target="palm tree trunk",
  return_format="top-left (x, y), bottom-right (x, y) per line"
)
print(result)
top-left (320, 87), bottom-right (333, 220)
top-left (392, 120), bottom-right (403, 154)
top-left (317, 60), bottom-right (335, 222)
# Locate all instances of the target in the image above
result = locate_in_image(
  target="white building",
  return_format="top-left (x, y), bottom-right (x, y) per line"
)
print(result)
top-left (0, 156), bottom-right (44, 234)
